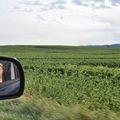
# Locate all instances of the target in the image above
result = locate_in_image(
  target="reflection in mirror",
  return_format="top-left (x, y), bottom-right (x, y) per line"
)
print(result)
top-left (0, 60), bottom-right (20, 96)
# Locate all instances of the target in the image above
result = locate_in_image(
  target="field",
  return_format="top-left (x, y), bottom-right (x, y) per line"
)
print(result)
top-left (0, 45), bottom-right (120, 120)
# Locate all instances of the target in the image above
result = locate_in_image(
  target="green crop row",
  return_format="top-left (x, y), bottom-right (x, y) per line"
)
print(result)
top-left (24, 63), bottom-right (120, 112)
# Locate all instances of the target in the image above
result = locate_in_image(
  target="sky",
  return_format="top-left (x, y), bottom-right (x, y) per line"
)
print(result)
top-left (0, 0), bottom-right (120, 45)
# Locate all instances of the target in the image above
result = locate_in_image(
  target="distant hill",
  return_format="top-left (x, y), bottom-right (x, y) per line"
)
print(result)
top-left (86, 44), bottom-right (120, 48)
top-left (108, 44), bottom-right (120, 47)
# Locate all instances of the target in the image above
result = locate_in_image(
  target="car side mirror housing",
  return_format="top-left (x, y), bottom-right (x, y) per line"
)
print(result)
top-left (0, 56), bottom-right (25, 100)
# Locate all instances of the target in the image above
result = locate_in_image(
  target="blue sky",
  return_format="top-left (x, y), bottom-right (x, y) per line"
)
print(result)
top-left (0, 0), bottom-right (120, 45)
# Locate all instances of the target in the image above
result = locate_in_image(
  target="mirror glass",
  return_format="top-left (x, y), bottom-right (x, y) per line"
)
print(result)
top-left (0, 60), bottom-right (20, 96)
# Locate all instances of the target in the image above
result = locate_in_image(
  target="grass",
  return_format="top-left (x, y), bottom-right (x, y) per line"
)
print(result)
top-left (0, 96), bottom-right (119, 120)
top-left (0, 45), bottom-right (120, 120)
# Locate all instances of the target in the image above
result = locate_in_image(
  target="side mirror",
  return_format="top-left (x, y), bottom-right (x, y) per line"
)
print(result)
top-left (0, 56), bottom-right (25, 100)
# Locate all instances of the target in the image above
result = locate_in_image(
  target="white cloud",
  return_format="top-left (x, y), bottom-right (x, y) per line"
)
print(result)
top-left (0, 0), bottom-right (120, 45)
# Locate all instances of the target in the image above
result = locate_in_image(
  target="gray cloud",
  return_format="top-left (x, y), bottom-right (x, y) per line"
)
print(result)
top-left (110, 0), bottom-right (120, 6)
top-left (18, 0), bottom-right (67, 11)
top-left (14, 6), bottom-right (34, 12)
top-left (37, 15), bottom-right (46, 21)
top-left (18, 0), bottom-right (42, 6)
top-left (72, 0), bottom-right (111, 9)
top-left (96, 4), bottom-right (111, 9)
top-left (51, 1), bottom-right (66, 9)
top-left (73, 0), bottom-right (120, 9)
top-left (73, 0), bottom-right (82, 5)
top-left (15, 0), bottom-right (120, 13)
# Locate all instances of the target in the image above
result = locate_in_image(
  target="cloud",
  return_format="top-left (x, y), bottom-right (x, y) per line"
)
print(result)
top-left (110, 0), bottom-right (120, 6)
top-left (14, 6), bottom-right (33, 12)
top-left (37, 15), bottom-right (46, 21)
top-left (1, 0), bottom-right (120, 45)
top-left (51, 0), bottom-right (66, 9)
top-left (13, 0), bottom-right (120, 28)
top-left (73, 0), bottom-right (82, 5)
top-left (16, 0), bottom-right (120, 12)
top-left (73, 0), bottom-right (120, 9)
top-left (17, 0), bottom-right (67, 11)
top-left (96, 4), bottom-right (111, 9)
top-left (18, 0), bottom-right (42, 6)
top-left (73, 0), bottom-right (111, 9)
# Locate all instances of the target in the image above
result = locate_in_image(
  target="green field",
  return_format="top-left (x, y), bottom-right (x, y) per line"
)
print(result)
top-left (0, 46), bottom-right (120, 120)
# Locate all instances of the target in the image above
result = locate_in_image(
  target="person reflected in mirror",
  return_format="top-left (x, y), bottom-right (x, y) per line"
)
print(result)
top-left (0, 64), bottom-right (3, 83)
top-left (0, 61), bottom-right (20, 96)
top-left (0, 61), bottom-right (20, 82)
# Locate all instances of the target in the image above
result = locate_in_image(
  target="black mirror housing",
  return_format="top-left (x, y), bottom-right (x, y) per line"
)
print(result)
top-left (0, 56), bottom-right (25, 100)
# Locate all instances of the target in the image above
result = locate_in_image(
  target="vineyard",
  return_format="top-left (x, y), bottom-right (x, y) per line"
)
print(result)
top-left (0, 46), bottom-right (120, 120)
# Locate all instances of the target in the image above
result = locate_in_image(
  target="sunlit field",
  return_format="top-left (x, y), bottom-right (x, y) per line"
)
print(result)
top-left (0, 46), bottom-right (120, 120)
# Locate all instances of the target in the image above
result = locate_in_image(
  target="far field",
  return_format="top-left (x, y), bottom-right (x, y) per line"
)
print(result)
top-left (0, 46), bottom-right (120, 120)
